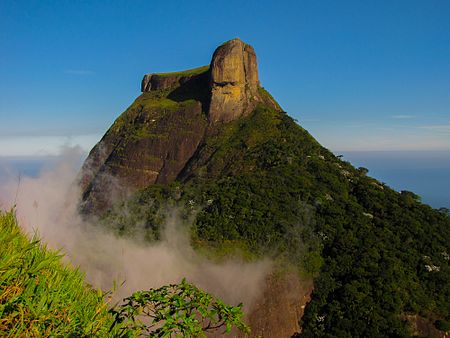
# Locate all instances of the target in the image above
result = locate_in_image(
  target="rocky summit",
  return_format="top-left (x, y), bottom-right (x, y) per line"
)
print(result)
top-left (209, 38), bottom-right (261, 123)
top-left (142, 38), bottom-right (271, 123)
top-left (79, 38), bottom-right (279, 213)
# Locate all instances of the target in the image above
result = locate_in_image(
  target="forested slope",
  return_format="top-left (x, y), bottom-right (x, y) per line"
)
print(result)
top-left (104, 105), bottom-right (450, 337)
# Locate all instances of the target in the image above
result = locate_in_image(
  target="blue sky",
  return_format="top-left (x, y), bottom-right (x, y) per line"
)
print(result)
top-left (1, 0), bottom-right (450, 156)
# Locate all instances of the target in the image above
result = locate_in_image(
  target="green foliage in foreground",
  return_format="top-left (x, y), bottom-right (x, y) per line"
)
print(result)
top-left (110, 278), bottom-right (249, 337)
top-left (0, 210), bottom-right (250, 337)
top-left (0, 210), bottom-right (115, 337)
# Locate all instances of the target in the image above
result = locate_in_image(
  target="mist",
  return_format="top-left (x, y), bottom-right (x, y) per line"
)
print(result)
top-left (0, 146), bottom-right (272, 310)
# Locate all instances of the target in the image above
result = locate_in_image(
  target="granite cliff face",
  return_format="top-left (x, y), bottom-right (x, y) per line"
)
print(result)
top-left (141, 38), bottom-right (269, 123)
top-left (79, 38), bottom-right (279, 213)
top-left (79, 95), bottom-right (207, 212)
top-left (209, 38), bottom-right (261, 123)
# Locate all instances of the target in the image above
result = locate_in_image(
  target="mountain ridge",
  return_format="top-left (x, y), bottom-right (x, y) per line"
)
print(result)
top-left (79, 38), bottom-right (450, 337)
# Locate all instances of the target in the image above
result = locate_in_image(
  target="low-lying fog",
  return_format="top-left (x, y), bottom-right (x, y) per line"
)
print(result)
top-left (0, 146), bottom-right (271, 310)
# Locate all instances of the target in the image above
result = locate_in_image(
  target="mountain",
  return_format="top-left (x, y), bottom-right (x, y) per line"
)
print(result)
top-left (79, 38), bottom-right (279, 213)
top-left (79, 39), bottom-right (450, 337)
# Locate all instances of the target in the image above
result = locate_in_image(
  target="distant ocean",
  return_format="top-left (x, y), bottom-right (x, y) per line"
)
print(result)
top-left (0, 151), bottom-right (449, 209)
top-left (0, 156), bottom-right (60, 182)
top-left (341, 151), bottom-right (450, 210)
top-left (0, 156), bottom-right (64, 196)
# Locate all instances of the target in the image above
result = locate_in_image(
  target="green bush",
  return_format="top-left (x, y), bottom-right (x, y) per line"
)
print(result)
top-left (435, 319), bottom-right (450, 332)
top-left (110, 279), bottom-right (249, 337)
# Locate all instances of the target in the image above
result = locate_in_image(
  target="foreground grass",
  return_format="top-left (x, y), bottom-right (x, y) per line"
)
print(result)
top-left (0, 210), bottom-right (120, 337)
top-left (0, 210), bottom-right (251, 337)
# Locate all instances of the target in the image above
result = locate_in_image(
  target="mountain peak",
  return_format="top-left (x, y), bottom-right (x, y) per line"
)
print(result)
top-left (141, 39), bottom-right (268, 124)
top-left (209, 38), bottom-right (260, 123)
top-left (80, 39), bottom-right (280, 213)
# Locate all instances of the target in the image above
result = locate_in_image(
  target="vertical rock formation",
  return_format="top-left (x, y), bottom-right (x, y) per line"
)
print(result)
top-left (208, 38), bottom-right (261, 123)
top-left (80, 38), bottom-right (280, 213)
top-left (140, 38), bottom-right (272, 124)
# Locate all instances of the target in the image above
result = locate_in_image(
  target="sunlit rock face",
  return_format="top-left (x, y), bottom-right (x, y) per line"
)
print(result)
top-left (140, 38), bottom-right (263, 123)
top-left (208, 38), bottom-right (261, 123)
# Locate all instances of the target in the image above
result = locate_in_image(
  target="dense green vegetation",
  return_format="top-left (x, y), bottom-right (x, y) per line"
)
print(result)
top-left (0, 211), bottom-right (250, 337)
top-left (110, 90), bottom-right (204, 136)
top-left (105, 105), bottom-right (450, 336)
top-left (0, 210), bottom-right (115, 337)
top-left (300, 180), bottom-right (450, 336)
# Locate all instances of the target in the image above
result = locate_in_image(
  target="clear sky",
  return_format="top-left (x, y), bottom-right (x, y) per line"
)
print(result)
top-left (1, 0), bottom-right (450, 156)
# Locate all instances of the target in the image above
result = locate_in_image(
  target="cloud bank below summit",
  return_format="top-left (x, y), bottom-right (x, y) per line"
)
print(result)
top-left (0, 146), bottom-right (271, 309)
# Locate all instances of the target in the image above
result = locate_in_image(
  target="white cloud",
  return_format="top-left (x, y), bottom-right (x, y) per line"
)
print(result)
top-left (418, 124), bottom-right (450, 133)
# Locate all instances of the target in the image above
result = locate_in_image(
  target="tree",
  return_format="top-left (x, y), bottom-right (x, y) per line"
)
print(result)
top-left (438, 207), bottom-right (449, 216)
top-left (109, 279), bottom-right (250, 337)
top-left (357, 167), bottom-right (369, 175)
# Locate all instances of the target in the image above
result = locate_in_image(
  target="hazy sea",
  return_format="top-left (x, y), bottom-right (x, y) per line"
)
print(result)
top-left (0, 156), bottom-right (60, 182)
top-left (341, 151), bottom-right (450, 210)
top-left (0, 151), bottom-right (449, 209)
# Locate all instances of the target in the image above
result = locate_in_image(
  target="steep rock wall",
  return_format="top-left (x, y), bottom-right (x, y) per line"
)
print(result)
top-left (208, 38), bottom-right (261, 123)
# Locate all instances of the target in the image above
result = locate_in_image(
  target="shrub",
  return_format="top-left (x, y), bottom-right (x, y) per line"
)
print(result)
top-left (109, 278), bottom-right (250, 337)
